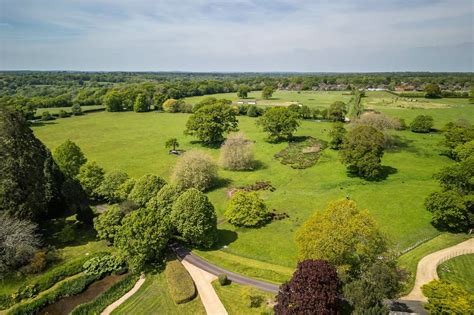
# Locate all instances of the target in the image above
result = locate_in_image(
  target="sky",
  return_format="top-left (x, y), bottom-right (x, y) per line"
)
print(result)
top-left (0, 0), bottom-right (473, 72)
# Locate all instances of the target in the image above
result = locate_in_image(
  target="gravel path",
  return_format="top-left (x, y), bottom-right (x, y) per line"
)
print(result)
top-left (100, 274), bottom-right (146, 315)
top-left (402, 237), bottom-right (474, 302)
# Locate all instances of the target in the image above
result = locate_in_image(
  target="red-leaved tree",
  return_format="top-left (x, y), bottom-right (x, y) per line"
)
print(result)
top-left (274, 259), bottom-right (341, 315)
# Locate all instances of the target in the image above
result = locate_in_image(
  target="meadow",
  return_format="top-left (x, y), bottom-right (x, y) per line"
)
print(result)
top-left (32, 91), bottom-right (473, 283)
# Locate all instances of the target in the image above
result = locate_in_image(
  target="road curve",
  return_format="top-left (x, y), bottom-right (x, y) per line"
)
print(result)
top-left (172, 245), bottom-right (280, 294)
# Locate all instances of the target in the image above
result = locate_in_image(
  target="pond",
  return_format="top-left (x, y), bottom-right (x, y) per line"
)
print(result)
top-left (39, 274), bottom-right (126, 315)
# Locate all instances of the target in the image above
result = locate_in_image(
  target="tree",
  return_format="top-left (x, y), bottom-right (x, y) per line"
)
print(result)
top-left (71, 103), bottom-right (82, 115)
top-left (128, 174), bottom-right (167, 207)
top-left (171, 188), bottom-right (217, 248)
top-left (53, 140), bottom-right (87, 178)
top-left (77, 161), bottom-right (105, 199)
top-left (257, 107), bottom-right (300, 142)
top-left (0, 108), bottom-right (66, 221)
top-left (0, 213), bottom-right (40, 274)
top-left (435, 157), bottom-right (473, 195)
top-left (453, 140), bottom-right (474, 161)
top-left (246, 105), bottom-right (258, 117)
top-left (184, 103), bottom-right (238, 144)
top-left (340, 125), bottom-right (385, 180)
top-left (262, 86), bottom-right (274, 99)
top-left (115, 207), bottom-right (172, 270)
top-left (410, 115), bottom-right (434, 133)
top-left (296, 200), bottom-right (387, 274)
top-left (422, 280), bottom-right (474, 314)
top-left (116, 178), bottom-right (136, 202)
top-left (162, 98), bottom-right (181, 113)
top-left (104, 90), bottom-right (123, 112)
top-left (94, 205), bottom-right (125, 243)
top-left (442, 122), bottom-right (474, 159)
top-left (133, 93), bottom-right (149, 112)
top-left (352, 112), bottom-right (400, 131)
top-left (193, 97), bottom-right (231, 112)
top-left (274, 260), bottom-right (341, 315)
top-left (424, 190), bottom-right (470, 231)
top-left (219, 132), bottom-right (254, 170)
top-left (329, 122), bottom-right (346, 150)
top-left (327, 101), bottom-right (347, 122)
top-left (96, 171), bottom-right (129, 204)
top-left (172, 150), bottom-right (218, 191)
top-left (237, 85), bottom-right (250, 98)
top-left (424, 83), bottom-right (442, 98)
top-left (165, 138), bottom-right (179, 152)
top-left (146, 184), bottom-right (182, 219)
top-left (225, 191), bottom-right (270, 227)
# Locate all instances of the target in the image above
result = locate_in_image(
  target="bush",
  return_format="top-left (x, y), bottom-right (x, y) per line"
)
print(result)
top-left (422, 280), bottom-right (474, 314)
top-left (171, 150), bottom-right (218, 191)
top-left (71, 104), bottom-right (83, 115)
top-left (58, 110), bottom-right (69, 118)
top-left (24, 251), bottom-right (48, 274)
top-left (94, 205), bottom-right (125, 243)
top-left (70, 274), bottom-right (139, 315)
top-left (162, 98), bottom-right (180, 112)
top-left (410, 115), bottom-right (434, 133)
top-left (128, 174), bottom-right (167, 207)
top-left (116, 178), bottom-right (136, 201)
top-left (225, 191), bottom-right (270, 227)
top-left (425, 190), bottom-right (470, 232)
top-left (83, 254), bottom-right (126, 276)
top-left (53, 139), bottom-right (87, 178)
top-left (77, 161), bottom-right (105, 199)
top-left (218, 274), bottom-right (228, 286)
top-left (165, 258), bottom-right (196, 304)
top-left (96, 171), bottom-right (129, 203)
top-left (219, 132), bottom-right (254, 170)
top-left (41, 111), bottom-right (54, 121)
top-left (58, 224), bottom-right (76, 244)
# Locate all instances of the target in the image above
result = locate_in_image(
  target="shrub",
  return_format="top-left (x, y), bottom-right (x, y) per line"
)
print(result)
top-left (442, 122), bottom-right (474, 159)
top-left (71, 104), bottom-right (83, 115)
top-left (58, 224), bottom-right (76, 244)
top-left (165, 258), bottom-right (196, 304)
top-left (327, 101), bottom-right (347, 122)
top-left (246, 105), bottom-right (258, 117)
top-left (257, 107), bottom-right (300, 142)
top-left (83, 254), bottom-right (126, 276)
top-left (219, 132), bottom-right (254, 170)
top-left (171, 150), bottom-right (218, 191)
top-left (410, 115), bottom-right (434, 133)
top-left (116, 178), bottom-right (136, 201)
top-left (453, 140), bottom-right (474, 161)
top-left (424, 190), bottom-right (470, 231)
top-left (41, 111), bottom-right (54, 121)
top-left (77, 161), bottom-right (105, 199)
top-left (128, 174), bottom-right (167, 207)
top-left (329, 122), bottom-right (346, 150)
top-left (53, 140), bottom-right (87, 178)
top-left (58, 110), bottom-right (69, 118)
top-left (171, 189), bottom-right (217, 248)
top-left (76, 205), bottom-right (94, 225)
top-left (422, 280), bottom-right (474, 314)
top-left (96, 171), bottom-right (129, 203)
top-left (25, 251), bottom-right (48, 274)
top-left (94, 205), bottom-right (125, 243)
top-left (225, 191), bottom-right (270, 227)
top-left (146, 184), bottom-right (182, 219)
top-left (70, 274), bottom-right (139, 315)
top-left (162, 98), bottom-right (181, 112)
top-left (218, 274), bottom-right (228, 286)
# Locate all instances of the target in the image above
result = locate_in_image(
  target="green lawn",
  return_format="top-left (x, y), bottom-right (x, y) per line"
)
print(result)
top-left (212, 281), bottom-right (275, 315)
top-left (32, 91), bottom-right (473, 283)
top-left (112, 272), bottom-right (205, 315)
top-left (438, 254), bottom-right (474, 293)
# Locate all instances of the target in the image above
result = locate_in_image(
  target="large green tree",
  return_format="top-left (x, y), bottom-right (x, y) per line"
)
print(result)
top-left (329, 122), bottom-right (346, 150)
top-left (262, 86), bottom-right (274, 99)
top-left (146, 184), bottom-right (183, 219)
top-left (171, 150), bottom-right (218, 191)
top-left (103, 90), bottom-right (123, 112)
top-left (237, 85), bottom-right (250, 98)
top-left (424, 190), bottom-right (470, 231)
top-left (94, 205), bottom-right (125, 243)
top-left (96, 171), bottom-right (129, 204)
top-left (133, 93), bottom-right (149, 112)
top-left (171, 189), bottom-right (217, 248)
top-left (185, 102), bottom-right (238, 144)
top-left (225, 191), bottom-right (270, 227)
top-left (77, 161), bottom-right (105, 200)
top-left (327, 101), bottom-right (347, 122)
top-left (128, 174), bottom-right (167, 207)
top-left (257, 107), bottom-right (300, 142)
top-left (53, 140), bottom-right (87, 178)
top-left (424, 83), bottom-right (442, 98)
top-left (340, 125), bottom-right (385, 180)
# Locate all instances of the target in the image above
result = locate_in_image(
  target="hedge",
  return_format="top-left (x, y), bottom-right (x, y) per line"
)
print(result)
top-left (70, 273), bottom-right (139, 315)
top-left (164, 259), bottom-right (196, 304)
top-left (0, 252), bottom-right (108, 310)
top-left (8, 273), bottom-right (101, 315)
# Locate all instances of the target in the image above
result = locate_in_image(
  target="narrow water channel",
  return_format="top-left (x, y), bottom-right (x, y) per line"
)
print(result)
top-left (39, 274), bottom-right (126, 315)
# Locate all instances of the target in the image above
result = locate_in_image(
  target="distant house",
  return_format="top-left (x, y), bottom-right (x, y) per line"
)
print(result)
top-left (247, 101), bottom-right (257, 105)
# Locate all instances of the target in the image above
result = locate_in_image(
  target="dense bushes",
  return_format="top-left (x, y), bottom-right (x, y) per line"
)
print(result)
top-left (83, 254), bottom-right (126, 276)
top-left (219, 132), bottom-right (254, 170)
top-left (96, 171), bottom-right (129, 203)
top-left (225, 191), bottom-right (270, 227)
top-left (410, 115), bottom-right (434, 133)
top-left (164, 258), bottom-right (196, 304)
top-left (422, 279), bottom-right (474, 314)
top-left (171, 150), bottom-right (218, 191)
top-left (94, 205), bottom-right (125, 243)
top-left (70, 274), bottom-right (139, 315)
top-left (128, 174), bottom-right (167, 207)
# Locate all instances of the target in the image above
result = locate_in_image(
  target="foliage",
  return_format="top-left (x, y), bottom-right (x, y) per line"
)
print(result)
top-left (25, 251), bottom-right (48, 274)
top-left (165, 138), bottom-right (179, 151)
top-left (453, 140), bottom-right (474, 162)
top-left (246, 105), bottom-right (259, 117)
top-left (434, 157), bottom-right (473, 195)
top-left (237, 84), bottom-right (250, 98)
top-left (424, 83), bottom-right (442, 98)
top-left (274, 259), bottom-right (341, 315)
top-left (218, 274), bottom-right (228, 286)
top-left (58, 109), bottom-right (69, 118)
top-left (422, 280), bottom-right (474, 314)
top-left (185, 102), bottom-right (239, 144)
top-left (352, 111), bottom-right (401, 131)
top-left (296, 200), bottom-right (387, 274)
top-left (340, 125), bottom-right (385, 180)
top-left (327, 101), bottom-right (347, 122)
top-left (83, 254), bottom-right (126, 276)
top-left (53, 139), bottom-right (87, 178)
top-left (162, 98), bottom-right (181, 113)
top-left (58, 224), bottom-right (77, 244)
top-left (257, 107), bottom-right (300, 142)
top-left (76, 205), bottom-right (94, 225)
top-left (262, 86), bottom-right (274, 99)
top-left (171, 150), bottom-right (218, 191)
top-left (104, 90), bottom-right (124, 112)
top-left (115, 207), bottom-right (172, 270)
top-left (424, 190), bottom-right (470, 231)
top-left (219, 132), bottom-right (254, 170)
top-left (171, 188), bottom-right (218, 248)
top-left (133, 93), bottom-right (149, 112)
top-left (165, 258), bottom-right (197, 304)
top-left (410, 115), bottom-right (434, 133)
top-left (94, 205), bottom-right (125, 243)
top-left (225, 191), bottom-right (270, 227)
top-left (77, 161), bottom-right (105, 199)
top-left (0, 213), bottom-right (40, 275)
top-left (329, 122), bottom-right (346, 150)
top-left (443, 122), bottom-right (474, 159)
top-left (128, 174), bottom-right (167, 207)
top-left (71, 103), bottom-right (82, 115)
top-left (116, 178), bottom-right (136, 201)
top-left (146, 184), bottom-right (182, 219)
top-left (0, 108), bottom-right (67, 221)
top-left (96, 171), bottom-right (129, 203)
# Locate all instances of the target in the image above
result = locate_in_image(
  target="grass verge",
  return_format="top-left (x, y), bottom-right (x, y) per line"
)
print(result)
top-left (164, 258), bottom-right (196, 304)
top-left (437, 254), bottom-right (474, 293)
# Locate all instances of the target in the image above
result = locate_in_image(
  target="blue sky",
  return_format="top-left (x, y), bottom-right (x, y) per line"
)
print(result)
top-left (0, 0), bottom-right (472, 71)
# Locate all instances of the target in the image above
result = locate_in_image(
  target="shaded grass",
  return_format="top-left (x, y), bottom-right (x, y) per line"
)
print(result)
top-left (212, 280), bottom-right (275, 315)
top-left (111, 272), bottom-right (205, 315)
top-left (438, 254), bottom-right (474, 293)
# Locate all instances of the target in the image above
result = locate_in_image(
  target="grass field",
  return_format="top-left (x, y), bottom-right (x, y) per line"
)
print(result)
top-left (36, 105), bottom-right (104, 115)
top-left (112, 272), bottom-right (205, 315)
top-left (32, 91), bottom-right (473, 283)
top-left (212, 281), bottom-right (275, 314)
top-left (438, 254), bottom-right (474, 293)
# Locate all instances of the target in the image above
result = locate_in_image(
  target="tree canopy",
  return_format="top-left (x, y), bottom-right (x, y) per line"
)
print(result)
top-left (257, 107), bottom-right (300, 142)
top-left (219, 132), bottom-right (254, 170)
top-left (53, 139), bottom-right (87, 178)
top-left (128, 174), bottom-right (167, 207)
top-left (171, 150), bottom-right (218, 191)
top-left (225, 191), bottom-right (270, 227)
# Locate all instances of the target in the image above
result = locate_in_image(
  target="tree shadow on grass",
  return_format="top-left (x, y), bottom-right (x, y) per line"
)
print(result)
top-left (206, 177), bottom-right (233, 192)
top-left (42, 217), bottom-right (98, 250)
top-left (194, 229), bottom-right (238, 252)
top-left (346, 165), bottom-right (398, 182)
top-left (385, 135), bottom-right (418, 153)
top-left (29, 120), bottom-right (58, 127)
